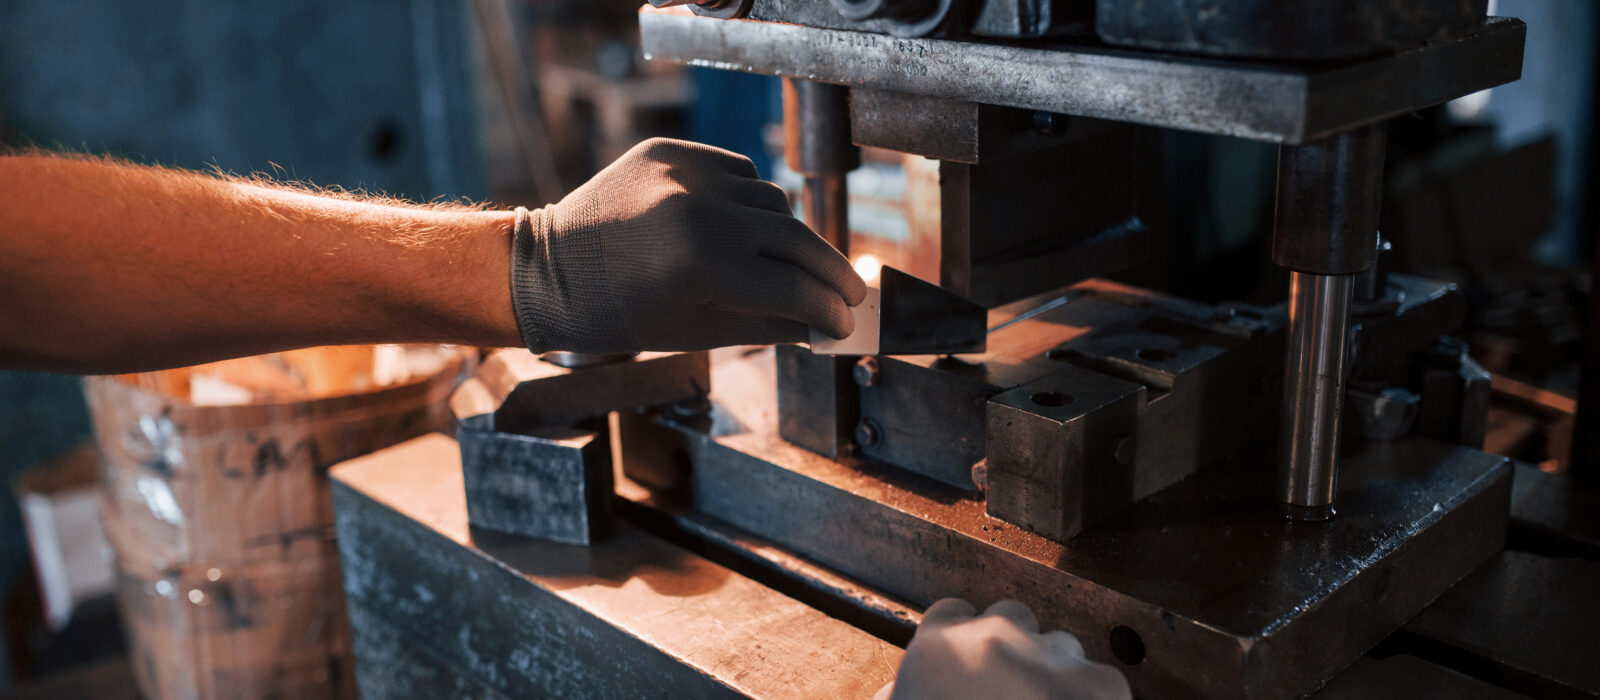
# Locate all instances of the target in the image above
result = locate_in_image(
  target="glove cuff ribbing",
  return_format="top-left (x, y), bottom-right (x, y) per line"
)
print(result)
top-left (510, 205), bottom-right (556, 354)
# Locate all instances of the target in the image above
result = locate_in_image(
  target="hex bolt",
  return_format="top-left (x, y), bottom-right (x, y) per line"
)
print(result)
top-left (855, 419), bottom-right (882, 448)
top-left (854, 357), bottom-right (881, 387)
top-left (1111, 435), bottom-right (1135, 466)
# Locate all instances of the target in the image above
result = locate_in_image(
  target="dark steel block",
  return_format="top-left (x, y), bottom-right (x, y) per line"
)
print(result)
top-left (1096, 0), bottom-right (1487, 62)
top-left (457, 415), bottom-right (613, 545)
top-left (678, 349), bottom-right (1512, 698)
top-left (1402, 551), bottom-right (1600, 698)
top-left (849, 88), bottom-right (1092, 164)
top-left (450, 349), bottom-right (710, 434)
top-left (331, 434), bottom-right (901, 698)
top-left (776, 345), bottom-right (860, 459)
top-left (986, 367), bottom-right (1144, 540)
top-left (938, 129), bottom-right (1148, 305)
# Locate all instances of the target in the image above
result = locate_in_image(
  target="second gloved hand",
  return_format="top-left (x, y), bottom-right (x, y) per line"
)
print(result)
top-left (877, 599), bottom-right (1131, 700)
top-left (510, 138), bottom-right (868, 354)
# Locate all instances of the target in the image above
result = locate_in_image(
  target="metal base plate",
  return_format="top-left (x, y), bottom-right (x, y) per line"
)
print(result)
top-left (656, 349), bottom-right (1512, 698)
top-left (330, 435), bottom-right (901, 699)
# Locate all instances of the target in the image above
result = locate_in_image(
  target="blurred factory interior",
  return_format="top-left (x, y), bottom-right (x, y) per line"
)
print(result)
top-left (0, 0), bottom-right (1598, 697)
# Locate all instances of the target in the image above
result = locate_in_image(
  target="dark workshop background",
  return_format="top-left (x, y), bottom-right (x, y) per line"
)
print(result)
top-left (0, 0), bottom-right (1595, 694)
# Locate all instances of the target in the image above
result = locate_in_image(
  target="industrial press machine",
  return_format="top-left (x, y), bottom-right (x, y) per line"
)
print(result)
top-left (329, 3), bottom-right (1597, 697)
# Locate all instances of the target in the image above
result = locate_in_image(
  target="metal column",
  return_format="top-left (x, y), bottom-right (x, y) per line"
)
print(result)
top-left (783, 79), bottom-right (859, 255)
top-left (1273, 124), bottom-right (1387, 520)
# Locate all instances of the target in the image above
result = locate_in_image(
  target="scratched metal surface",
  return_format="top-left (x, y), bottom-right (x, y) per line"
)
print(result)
top-left (639, 7), bottom-right (1525, 144)
top-left (332, 434), bottom-right (903, 699)
top-left (662, 348), bottom-right (1512, 698)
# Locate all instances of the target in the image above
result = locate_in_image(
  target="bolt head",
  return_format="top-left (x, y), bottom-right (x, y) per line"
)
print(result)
top-left (855, 419), bottom-right (881, 448)
top-left (1111, 435), bottom-right (1134, 466)
top-left (853, 357), bottom-right (881, 387)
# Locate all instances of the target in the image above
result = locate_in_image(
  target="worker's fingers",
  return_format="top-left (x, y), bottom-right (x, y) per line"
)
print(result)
top-left (982, 599), bottom-right (1041, 634)
top-left (1037, 630), bottom-right (1086, 661)
top-left (921, 598), bottom-right (979, 629)
top-left (755, 211), bottom-right (869, 306)
top-left (629, 137), bottom-right (760, 179)
top-left (723, 314), bottom-right (810, 346)
top-left (737, 180), bottom-right (794, 215)
top-left (739, 260), bottom-right (855, 339)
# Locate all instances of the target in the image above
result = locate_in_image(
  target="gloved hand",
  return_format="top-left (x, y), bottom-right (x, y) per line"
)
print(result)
top-left (510, 137), bottom-right (868, 354)
top-left (876, 599), bottom-right (1131, 700)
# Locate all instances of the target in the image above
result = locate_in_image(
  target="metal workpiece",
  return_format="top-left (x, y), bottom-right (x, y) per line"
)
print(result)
top-left (776, 344), bottom-right (861, 459)
top-left (1401, 551), bottom-right (1600, 697)
top-left (809, 266), bottom-right (988, 356)
top-left (1280, 271), bottom-right (1354, 521)
top-left (674, 349), bottom-right (1513, 699)
top-left (330, 435), bottom-right (903, 699)
top-left (783, 78), bottom-right (858, 253)
top-left (1272, 124), bottom-right (1388, 274)
top-left (449, 349), bottom-right (710, 435)
top-left (1095, 0), bottom-right (1487, 62)
top-left (640, 6), bottom-right (1525, 144)
top-left (985, 368), bottom-right (1145, 541)
top-left (457, 414), bottom-right (613, 545)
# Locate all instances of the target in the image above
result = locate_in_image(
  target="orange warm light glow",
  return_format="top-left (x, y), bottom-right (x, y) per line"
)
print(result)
top-left (853, 254), bottom-right (883, 285)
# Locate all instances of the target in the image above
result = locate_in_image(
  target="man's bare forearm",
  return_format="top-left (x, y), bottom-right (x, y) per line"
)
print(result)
top-left (0, 153), bottom-right (522, 373)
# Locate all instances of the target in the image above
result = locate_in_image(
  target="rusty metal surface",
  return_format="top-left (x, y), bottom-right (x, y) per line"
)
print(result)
top-left (450, 349), bottom-right (710, 434)
top-left (1311, 655), bottom-right (1527, 699)
top-left (639, 6), bottom-right (1525, 144)
top-left (675, 348), bottom-right (1512, 698)
top-left (457, 415), bottom-right (613, 545)
top-left (331, 434), bottom-right (903, 699)
top-left (1402, 551), bottom-right (1600, 698)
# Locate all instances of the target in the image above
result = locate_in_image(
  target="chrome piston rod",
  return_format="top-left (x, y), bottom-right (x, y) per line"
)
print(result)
top-left (1280, 271), bottom-right (1354, 520)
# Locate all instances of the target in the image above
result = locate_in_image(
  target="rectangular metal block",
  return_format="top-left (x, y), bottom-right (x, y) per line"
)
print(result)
top-left (450, 350), bottom-right (710, 435)
top-left (457, 415), bottom-right (613, 545)
top-left (331, 434), bottom-right (902, 699)
top-left (680, 349), bottom-right (1512, 699)
top-left (776, 345), bottom-right (859, 459)
top-left (939, 130), bottom-right (1147, 306)
top-left (640, 7), bottom-right (1525, 144)
top-left (849, 88), bottom-right (1087, 164)
top-left (986, 368), bottom-right (1144, 540)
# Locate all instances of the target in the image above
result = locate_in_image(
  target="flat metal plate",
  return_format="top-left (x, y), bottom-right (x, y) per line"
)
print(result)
top-left (330, 435), bottom-right (902, 699)
top-left (665, 349), bottom-right (1511, 698)
top-left (1311, 655), bottom-right (1526, 699)
top-left (639, 7), bottom-right (1524, 143)
top-left (1402, 551), bottom-right (1600, 697)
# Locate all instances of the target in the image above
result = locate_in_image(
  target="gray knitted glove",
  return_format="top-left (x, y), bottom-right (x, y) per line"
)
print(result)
top-left (511, 138), bottom-right (867, 354)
